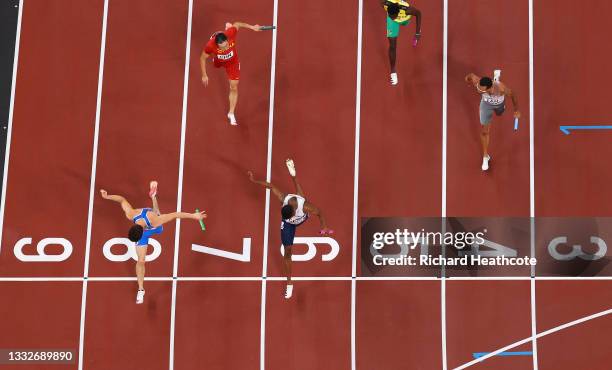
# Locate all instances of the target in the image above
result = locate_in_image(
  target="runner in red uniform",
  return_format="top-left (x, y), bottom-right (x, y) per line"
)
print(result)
top-left (200, 22), bottom-right (262, 125)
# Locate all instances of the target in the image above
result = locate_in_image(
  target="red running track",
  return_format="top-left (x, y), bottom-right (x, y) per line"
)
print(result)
top-left (1, 0), bottom-right (611, 370)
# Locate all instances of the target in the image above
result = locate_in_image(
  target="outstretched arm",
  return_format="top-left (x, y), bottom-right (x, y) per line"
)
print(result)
top-left (304, 202), bottom-right (328, 231)
top-left (407, 6), bottom-right (422, 36)
top-left (151, 196), bottom-right (160, 215)
top-left (465, 72), bottom-right (485, 94)
top-left (503, 84), bottom-right (521, 118)
top-left (247, 171), bottom-right (285, 202)
top-left (232, 22), bottom-right (261, 31)
top-left (100, 190), bottom-right (134, 219)
top-left (156, 211), bottom-right (206, 226)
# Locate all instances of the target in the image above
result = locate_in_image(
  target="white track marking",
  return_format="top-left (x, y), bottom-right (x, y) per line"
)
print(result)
top-left (259, 277), bottom-right (268, 370)
top-left (441, 0), bottom-right (449, 368)
top-left (168, 279), bottom-right (178, 369)
top-left (530, 278), bottom-right (539, 369)
top-left (453, 307), bottom-right (612, 369)
top-left (260, 1), bottom-right (279, 369)
top-left (0, 0), bottom-right (23, 253)
top-left (77, 280), bottom-right (88, 368)
top-left (528, 0), bottom-right (538, 368)
top-left (79, 0), bottom-right (109, 368)
top-left (0, 277), bottom-right (84, 282)
top-left (441, 277), bottom-right (448, 370)
top-left (351, 0), bottom-right (363, 281)
top-left (88, 277), bottom-right (171, 281)
top-left (351, 279), bottom-right (357, 370)
top-left (1, 276), bottom-right (612, 282)
top-left (169, 0), bottom-right (193, 368)
top-left (261, 0), bottom-right (279, 280)
top-left (351, 0), bottom-right (363, 369)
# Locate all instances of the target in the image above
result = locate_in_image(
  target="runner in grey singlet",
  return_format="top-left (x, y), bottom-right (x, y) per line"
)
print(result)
top-left (479, 82), bottom-right (506, 125)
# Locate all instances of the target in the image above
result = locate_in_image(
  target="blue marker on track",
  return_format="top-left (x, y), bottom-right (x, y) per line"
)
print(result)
top-left (514, 117), bottom-right (519, 131)
top-left (473, 351), bottom-right (533, 359)
top-left (560, 125), bottom-right (612, 135)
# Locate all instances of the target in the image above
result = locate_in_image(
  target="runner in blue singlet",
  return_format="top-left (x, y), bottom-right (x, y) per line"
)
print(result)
top-left (100, 182), bottom-right (207, 304)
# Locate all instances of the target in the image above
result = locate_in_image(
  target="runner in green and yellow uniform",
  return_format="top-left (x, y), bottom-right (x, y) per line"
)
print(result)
top-left (381, 0), bottom-right (422, 85)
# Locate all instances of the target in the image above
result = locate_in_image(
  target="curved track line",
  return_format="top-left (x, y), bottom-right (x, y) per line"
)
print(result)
top-left (453, 307), bottom-right (612, 369)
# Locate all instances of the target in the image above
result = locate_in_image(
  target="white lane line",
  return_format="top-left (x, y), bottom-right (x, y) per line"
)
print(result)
top-left (351, 279), bottom-right (357, 370)
top-left (79, 0), bottom-right (109, 368)
top-left (528, 0), bottom-right (538, 368)
top-left (0, 276), bottom-right (611, 282)
top-left (441, 0), bottom-right (449, 368)
top-left (260, 1), bottom-right (279, 369)
top-left (441, 277), bottom-right (448, 370)
top-left (530, 278), bottom-right (539, 369)
top-left (351, 0), bottom-right (363, 369)
top-left (0, 0), bottom-right (24, 252)
top-left (169, 0), bottom-right (193, 368)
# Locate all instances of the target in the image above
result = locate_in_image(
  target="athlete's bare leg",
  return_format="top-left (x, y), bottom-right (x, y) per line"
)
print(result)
top-left (481, 124), bottom-right (491, 157)
top-left (228, 79), bottom-right (239, 115)
top-left (135, 246), bottom-right (147, 291)
top-left (283, 246), bottom-right (294, 299)
top-left (283, 246), bottom-right (292, 284)
top-left (290, 176), bottom-right (305, 197)
top-left (388, 37), bottom-right (397, 73)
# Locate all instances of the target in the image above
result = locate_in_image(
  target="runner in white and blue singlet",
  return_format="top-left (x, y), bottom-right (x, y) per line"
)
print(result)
top-left (247, 159), bottom-right (332, 299)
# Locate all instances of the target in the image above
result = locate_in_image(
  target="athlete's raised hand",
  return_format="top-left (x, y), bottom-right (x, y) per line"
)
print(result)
top-left (100, 189), bottom-right (109, 199)
top-left (252, 24), bottom-right (262, 32)
top-left (465, 73), bottom-right (477, 85)
top-left (247, 170), bottom-right (256, 182)
top-left (201, 75), bottom-right (209, 87)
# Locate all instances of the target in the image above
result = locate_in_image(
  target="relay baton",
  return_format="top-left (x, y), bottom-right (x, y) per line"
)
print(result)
top-left (195, 209), bottom-right (206, 231)
top-left (260, 25), bottom-right (276, 31)
top-left (514, 117), bottom-right (519, 131)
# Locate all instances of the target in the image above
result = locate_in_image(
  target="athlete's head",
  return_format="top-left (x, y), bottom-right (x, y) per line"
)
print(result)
top-left (281, 204), bottom-right (295, 220)
top-left (128, 225), bottom-right (144, 243)
top-left (215, 33), bottom-right (229, 48)
top-left (478, 77), bottom-right (493, 93)
top-left (387, 3), bottom-right (401, 20)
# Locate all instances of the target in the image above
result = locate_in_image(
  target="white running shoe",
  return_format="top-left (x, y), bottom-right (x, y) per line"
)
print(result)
top-left (285, 159), bottom-right (296, 177)
top-left (136, 289), bottom-right (145, 304)
top-left (493, 69), bottom-right (501, 82)
top-left (390, 72), bottom-right (398, 85)
top-left (284, 284), bottom-right (293, 299)
top-left (227, 113), bottom-right (237, 126)
top-left (481, 155), bottom-right (491, 171)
